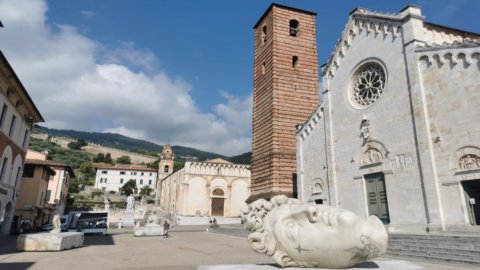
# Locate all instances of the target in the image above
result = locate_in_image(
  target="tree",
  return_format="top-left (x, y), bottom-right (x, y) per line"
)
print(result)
top-left (139, 186), bottom-right (153, 196)
top-left (67, 139), bottom-right (87, 150)
top-left (116, 155), bottom-right (132, 164)
top-left (120, 180), bottom-right (137, 196)
top-left (104, 153), bottom-right (113, 164)
top-left (93, 153), bottom-right (105, 163)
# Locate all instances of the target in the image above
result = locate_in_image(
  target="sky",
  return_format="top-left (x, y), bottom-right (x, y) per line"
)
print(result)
top-left (0, 0), bottom-right (478, 156)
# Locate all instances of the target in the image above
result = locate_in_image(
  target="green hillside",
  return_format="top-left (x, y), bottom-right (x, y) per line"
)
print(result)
top-left (33, 125), bottom-right (251, 164)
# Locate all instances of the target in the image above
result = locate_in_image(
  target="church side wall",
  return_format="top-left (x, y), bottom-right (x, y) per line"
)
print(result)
top-left (417, 47), bottom-right (480, 226)
top-left (296, 108), bottom-right (330, 205)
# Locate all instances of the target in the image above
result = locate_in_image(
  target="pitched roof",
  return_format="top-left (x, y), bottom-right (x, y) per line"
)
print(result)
top-left (95, 164), bottom-right (158, 172)
top-left (254, 3), bottom-right (316, 29)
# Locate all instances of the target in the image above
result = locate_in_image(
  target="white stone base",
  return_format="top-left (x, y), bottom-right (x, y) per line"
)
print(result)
top-left (122, 211), bottom-right (135, 228)
top-left (133, 225), bottom-right (164, 237)
top-left (16, 232), bottom-right (84, 251)
top-left (197, 260), bottom-right (425, 270)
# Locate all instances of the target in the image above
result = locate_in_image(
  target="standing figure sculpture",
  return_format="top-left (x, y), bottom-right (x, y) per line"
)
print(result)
top-left (241, 195), bottom-right (388, 269)
top-left (104, 194), bottom-right (110, 212)
top-left (126, 194), bottom-right (135, 211)
top-left (51, 199), bottom-right (63, 233)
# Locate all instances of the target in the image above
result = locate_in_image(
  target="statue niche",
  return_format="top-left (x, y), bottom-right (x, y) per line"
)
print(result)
top-left (362, 148), bottom-right (383, 165)
top-left (458, 154), bottom-right (480, 171)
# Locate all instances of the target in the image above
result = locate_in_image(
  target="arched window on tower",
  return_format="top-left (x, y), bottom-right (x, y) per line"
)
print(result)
top-left (289, 19), bottom-right (299, 37)
top-left (292, 56), bottom-right (298, 68)
top-left (262, 25), bottom-right (267, 43)
top-left (164, 165), bottom-right (169, 173)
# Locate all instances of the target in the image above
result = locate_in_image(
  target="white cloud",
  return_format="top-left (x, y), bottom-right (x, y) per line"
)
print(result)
top-left (0, 0), bottom-right (252, 156)
top-left (80, 10), bottom-right (95, 18)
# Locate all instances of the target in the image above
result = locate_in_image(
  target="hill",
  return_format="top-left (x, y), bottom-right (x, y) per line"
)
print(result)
top-left (33, 125), bottom-right (251, 164)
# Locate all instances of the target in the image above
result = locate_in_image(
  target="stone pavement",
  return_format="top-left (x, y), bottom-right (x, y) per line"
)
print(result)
top-left (0, 225), bottom-right (478, 270)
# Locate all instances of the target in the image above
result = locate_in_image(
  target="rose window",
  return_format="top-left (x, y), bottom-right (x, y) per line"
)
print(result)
top-left (351, 63), bottom-right (386, 108)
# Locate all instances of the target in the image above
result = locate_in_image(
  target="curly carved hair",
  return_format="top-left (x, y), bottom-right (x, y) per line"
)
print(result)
top-left (241, 195), bottom-right (311, 267)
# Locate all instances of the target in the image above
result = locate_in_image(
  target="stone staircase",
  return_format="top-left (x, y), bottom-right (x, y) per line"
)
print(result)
top-left (386, 233), bottom-right (480, 267)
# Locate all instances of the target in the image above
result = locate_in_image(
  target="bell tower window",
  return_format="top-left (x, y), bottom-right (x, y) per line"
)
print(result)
top-left (292, 56), bottom-right (298, 68)
top-left (262, 25), bottom-right (267, 43)
top-left (289, 19), bottom-right (299, 36)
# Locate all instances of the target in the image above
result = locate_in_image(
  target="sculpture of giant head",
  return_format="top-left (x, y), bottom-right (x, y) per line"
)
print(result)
top-left (241, 195), bottom-right (388, 268)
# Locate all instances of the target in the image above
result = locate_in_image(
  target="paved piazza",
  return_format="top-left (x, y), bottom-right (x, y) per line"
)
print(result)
top-left (0, 226), bottom-right (477, 270)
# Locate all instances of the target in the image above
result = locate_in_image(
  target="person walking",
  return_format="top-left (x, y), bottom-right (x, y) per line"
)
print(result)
top-left (163, 221), bottom-right (170, 238)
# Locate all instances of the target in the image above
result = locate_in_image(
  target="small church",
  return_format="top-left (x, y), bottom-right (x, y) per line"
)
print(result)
top-left (251, 4), bottom-right (480, 233)
top-left (156, 146), bottom-right (251, 217)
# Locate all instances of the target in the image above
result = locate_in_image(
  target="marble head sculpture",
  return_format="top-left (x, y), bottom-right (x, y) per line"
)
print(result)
top-left (241, 195), bottom-right (388, 268)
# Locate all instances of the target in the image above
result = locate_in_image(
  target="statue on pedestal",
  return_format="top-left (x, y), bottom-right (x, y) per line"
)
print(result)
top-left (241, 195), bottom-right (388, 268)
top-left (126, 194), bottom-right (135, 211)
top-left (51, 200), bottom-right (63, 234)
top-left (104, 194), bottom-right (110, 212)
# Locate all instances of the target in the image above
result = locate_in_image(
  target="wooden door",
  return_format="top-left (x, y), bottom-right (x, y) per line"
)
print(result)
top-left (211, 198), bottom-right (224, 216)
top-left (365, 173), bottom-right (390, 224)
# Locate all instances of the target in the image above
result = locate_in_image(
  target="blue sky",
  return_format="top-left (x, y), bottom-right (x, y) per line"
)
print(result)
top-left (0, 0), bottom-right (478, 155)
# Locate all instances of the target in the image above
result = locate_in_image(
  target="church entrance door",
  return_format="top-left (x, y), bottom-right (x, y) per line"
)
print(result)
top-left (365, 173), bottom-right (390, 224)
top-left (462, 180), bottom-right (480, 225)
top-left (211, 198), bottom-right (224, 216)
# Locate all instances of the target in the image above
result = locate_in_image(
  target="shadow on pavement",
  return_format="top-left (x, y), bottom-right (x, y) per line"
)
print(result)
top-left (83, 234), bottom-right (115, 246)
top-left (0, 262), bottom-right (35, 270)
top-left (0, 235), bottom-right (17, 255)
top-left (356, 261), bottom-right (380, 268)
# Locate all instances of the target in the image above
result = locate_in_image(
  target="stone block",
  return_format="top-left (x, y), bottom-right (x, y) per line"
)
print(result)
top-left (16, 232), bottom-right (84, 251)
top-left (122, 210), bottom-right (135, 228)
top-left (133, 224), bottom-right (164, 237)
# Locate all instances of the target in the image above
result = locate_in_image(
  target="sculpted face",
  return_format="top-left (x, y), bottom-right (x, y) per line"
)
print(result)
top-left (242, 195), bottom-right (388, 268)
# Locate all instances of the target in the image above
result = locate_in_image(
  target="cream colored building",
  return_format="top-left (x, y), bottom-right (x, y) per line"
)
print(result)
top-left (14, 159), bottom-right (55, 229)
top-left (26, 150), bottom-right (74, 217)
top-left (0, 51), bottom-right (43, 234)
top-left (295, 5), bottom-right (480, 232)
top-left (160, 158), bottom-right (251, 217)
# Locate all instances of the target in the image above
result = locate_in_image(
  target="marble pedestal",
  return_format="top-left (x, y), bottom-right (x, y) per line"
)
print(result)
top-left (133, 224), bottom-right (165, 237)
top-left (122, 210), bottom-right (135, 228)
top-left (197, 260), bottom-right (425, 270)
top-left (16, 232), bottom-right (84, 251)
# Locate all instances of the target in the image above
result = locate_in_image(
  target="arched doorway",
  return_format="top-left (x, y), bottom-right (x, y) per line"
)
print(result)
top-left (2, 202), bottom-right (13, 234)
top-left (211, 188), bottom-right (225, 216)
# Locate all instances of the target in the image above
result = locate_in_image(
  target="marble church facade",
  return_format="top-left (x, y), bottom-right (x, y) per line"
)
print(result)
top-left (160, 158), bottom-right (250, 217)
top-left (296, 5), bottom-right (480, 232)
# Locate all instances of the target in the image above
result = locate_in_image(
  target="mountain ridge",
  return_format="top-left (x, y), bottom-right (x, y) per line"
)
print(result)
top-left (33, 125), bottom-right (251, 164)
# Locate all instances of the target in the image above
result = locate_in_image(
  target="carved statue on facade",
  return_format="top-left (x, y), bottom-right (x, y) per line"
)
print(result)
top-left (362, 148), bottom-right (383, 165)
top-left (360, 119), bottom-right (370, 141)
top-left (241, 195), bottom-right (388, 268)
top-left (459, 154), bottom-right (480, 171)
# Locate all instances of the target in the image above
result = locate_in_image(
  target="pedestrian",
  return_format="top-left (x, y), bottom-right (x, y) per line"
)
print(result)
top-left (163, 221), bottom-right (170, 238)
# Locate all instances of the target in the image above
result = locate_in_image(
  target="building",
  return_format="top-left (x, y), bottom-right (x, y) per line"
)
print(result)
top-left (0, 51), bottom-right (44, 234)
top-left (26, 150), bottom-right (74, 216)
top-left (94, 164), bottom-right (158, 195)
top-left (14, 159), bottom-right (55, 229)
top-left (249, 4), bottom-right (320, 202)
top-left (155, 145), bottom-right (174, 206)
top-left (295, 5), bottom-right (480, 232)
top-left (160, 158), bottom-right (251, 217)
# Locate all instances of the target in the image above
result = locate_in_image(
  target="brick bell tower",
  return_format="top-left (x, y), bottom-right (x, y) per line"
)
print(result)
top-left (248, 4), bottom-right (319, 202)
